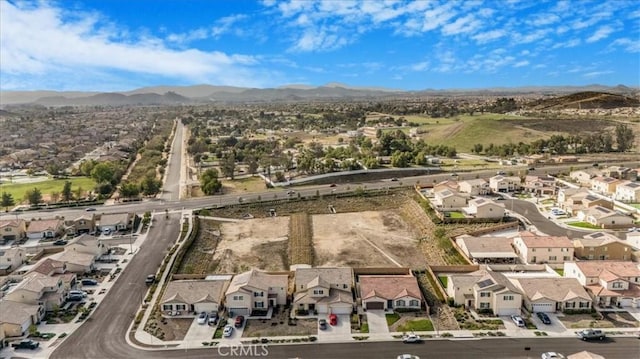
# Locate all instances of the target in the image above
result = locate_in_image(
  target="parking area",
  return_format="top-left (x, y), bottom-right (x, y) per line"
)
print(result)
top-left (183, 317), bottom-right (216, 341)
top-left (366, 310), bottom-right (390, 334)
top-left (500, 316), bottom-right (528, 332)
top-left (317, 314), bottom-right (351, 341)
top-left (219, 316), bottom-right (245, 343)
top-left (529, 313), bottom-right (567, 334)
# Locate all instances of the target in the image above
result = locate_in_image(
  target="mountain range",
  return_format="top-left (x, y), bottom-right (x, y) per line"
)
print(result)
top-left (1, 83), bottom-right (638, 107)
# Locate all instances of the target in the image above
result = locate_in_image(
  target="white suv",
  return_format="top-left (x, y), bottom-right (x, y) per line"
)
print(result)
top-left (511, 315), bottom-right (525, 327)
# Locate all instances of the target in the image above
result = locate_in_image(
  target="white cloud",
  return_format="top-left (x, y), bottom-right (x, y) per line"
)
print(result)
top-left (586, 25), bottom-right (615, 43)
top-left (410, 61), bottom-right (430, 71)
top-left (513, 60), bottom-right (529, 68)
top-left (0, 1), bottom-right (264, 88)
top-left (528, 14), bottom-right (560, 27)
top-left (552, 38), bottom-right (581, 49)
top-left (610, 38), bottom-right (640, 53)
top-left (442, 14), bottom-right (481, 36)
top-left (472, 29), bottom-right (506, 44)
top-left (583, 70), bottom-right (613, 77)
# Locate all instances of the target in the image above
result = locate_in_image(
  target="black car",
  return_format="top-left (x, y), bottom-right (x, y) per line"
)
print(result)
top-left (536, 312), bottom-right (551, 324)
top-left (318, 319), bottom-right (327, 330)
top-left (145, 274), bottom-right (156, 285)
top-left (12, 340), bottom-right (39, 350)
top-left (53, 239), bottom-right (68, 246)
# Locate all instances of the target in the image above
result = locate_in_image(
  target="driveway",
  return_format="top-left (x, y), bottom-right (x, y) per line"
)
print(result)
top-left (183, 317), bottom-right (215, 342)
top-left (530, 313), bottom-right (567, 335)
top-left (501, 316), bottom-right (528, 333)
top-left (218, 316), bottom-right (245, 344)
top-left (317, 314), bottom-right (351, 342)
top-left (366, 310), bottom-right (390, 334)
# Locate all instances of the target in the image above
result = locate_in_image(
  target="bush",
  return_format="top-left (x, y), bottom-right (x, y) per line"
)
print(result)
top-left (59, 333), bottom-right (67, 338)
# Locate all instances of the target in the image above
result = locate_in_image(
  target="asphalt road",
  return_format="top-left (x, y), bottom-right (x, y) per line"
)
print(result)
top-left (507, 199), bottom-right (589, 238)
top-left (159, 119), bottom-right (184, 202)
top-left (51, 213), bottom-right (181, 359)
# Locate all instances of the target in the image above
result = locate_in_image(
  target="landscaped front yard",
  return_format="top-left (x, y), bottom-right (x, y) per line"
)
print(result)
top-left (387, 311), bottom-right (433, 332)
top-left (567, 221), bottom-right (601, 229)
top-left (558, 313), bottom-right (615, 329)
top-left (396, 319), bottom-right (433, 332)
top-left (453, 309), bottom-right (505, 330)
top-left (243, 318), bottom-right (317, 337)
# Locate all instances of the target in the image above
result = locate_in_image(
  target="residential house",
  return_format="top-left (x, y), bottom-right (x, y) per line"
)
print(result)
top-left (581, 195), bottom-right (614, 211)
top-left (614, 181), bottom-right (640, 202)
top-left (523, 175), bottom-right (556, 196)
top-left (294, 267), bottom-right (354, 315)
top-left (574, 232), bottom-right (635, 260)
top-left (30, 258), bottom-right (76, 291)
top-left (512, 232), bottom-right (573, 264)
top-left (447, 269), bottom-right (522, 315)
top-left (601, 166), bottom-right (637, 180)
top-left (432, 189), bottom-right (467, 209)
top-left (557, 187), bottom-right (590, 215)
top-left (67, 234), bottom-right (108, 257)
top-left (626, 231), bottom-right (640, 250)
top-left (456, 235), bottom-right (519, 264)
top-left (567, 351), bottom-right (605, 359)
top-left (4, 272), bottom-right (65, 311)
top-left (554, 155), bottom-right (578, 163)
top-left (0, 300), bottom-right (44, 337)
top-left (225, 269), bottom-right (288, 316)
top-left (65, 214), bottom-right (96, 235)
top-left (579, 206), bottom-right (634, 229)
top-left (463, 198), bottom-right (505, 219)
top-left (489, 175), bottom-right (521, 193)
top-left (359, 274), bottom-right (423, 311)
top-left (569, 169), bottom-right (600, 185)
top-left (160, 278), bottom-right (230, 316)
top-left (26, 218), bottom-right (64, 239)
top-left (98, 212), bottom-right (133, 233)
top-left (0, 219), bottom-right (26, 242)
top-left (564, 261), bottom-right (640, 308)
top-left (0, 247), bottom-right (26, 275)
top-left (433, 180), bottom-right (459, 193)
top-left (513, 277), bottom-right (592, 313)
top-left (590, 176), bottom-right (621, 195)
top-left (458, 179), bottom-right (490, 196)
top-left (50, 250), bottom-right (96, 274)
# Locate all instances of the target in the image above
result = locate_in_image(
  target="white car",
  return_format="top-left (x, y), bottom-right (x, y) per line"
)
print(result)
top-left (511, 315), bottom-right (525, 327)
top-left (196, 312), bottom-right (208, 325)
top-left (402, 333), bottom-right (422, 343)
top-left (397, 355), bottom-right (420, 359)
top-left (541, 352), bottom-right (565, 359)
top-left (223, 325), bottom-right (234, 337)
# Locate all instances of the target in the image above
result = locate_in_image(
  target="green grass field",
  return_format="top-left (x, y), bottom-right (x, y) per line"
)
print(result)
top-left (0, 177), bottom-right (96, 203)
top-left (386, 313), bottom-right (401, 326)
top-left (567, 221), bottom-right (601, 229)
top-left (397, 319), bottom-right (434, 332)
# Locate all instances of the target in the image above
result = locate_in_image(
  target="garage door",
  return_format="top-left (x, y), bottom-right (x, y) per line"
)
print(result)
top-left (330, 305), bottom-right (353, 314)
top-left (532, 303), bottom-right (554, 313)
top-left (366, 302), bottom-right (384, 310)
top-left (228, 308), bottom-right (249, 316)
top-left (495, 307), bottom-right (519, 316)
top-left (619, 298), bottom-right (633, 307)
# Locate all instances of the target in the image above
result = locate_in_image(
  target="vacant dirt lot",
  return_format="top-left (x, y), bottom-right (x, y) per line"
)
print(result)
top-left (313, 210), bottom-right (424, 268)
top-left (242, 307), bottom-right (317, 337)
top-left (214, 217), bottom-right (290, 273)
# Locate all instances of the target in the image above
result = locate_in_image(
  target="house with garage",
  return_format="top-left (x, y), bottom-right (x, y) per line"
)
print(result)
top-left (4, 272), bottom-right (65, 311)
top-left (98, 212), bottom-right (134, 233)
top-left (557, 187), bottom-right (590, 215)
top-left (50, 250), bottom-right (96, 274)
top-left (293, 267), bottom-right (354, 315)
top-left (512, 277), bottom-right (592, 313)
top-left (432, 189), bottom-right (468, 209)
top-left (458, 179), bottom-right (490, 196)
top-left (0, 219), bottom-right (26, 243)
top-left (0, 300), bottom-right (44, 337)
top-left (26, 218), bottom-right (64, 239)
top-left (601, 166), bottom-right (637, 180)
top-left (447, 269), bottom-right (522, 315)
top-left (456, 235), bottom-right (519, 264)
top-left (67, 234), bottom-right (108, 257)
top-left (433, 180), bottom-right (459, 193)
top-left (523, 175), bottom-right (556, 196)
top-left (614, 181), bottom-right (640, 202)
top-left (225, 269), bottom-right (288, 316)
top-left (0, 247), bottom-right (26, 275)
top-left (29, 258), bottom-right (76, 291)
top-left (463, 198), bottom-right (505, 219)
top-left (590, 176), bottom-right (621, 195)
top-left (489, 175), bottom-right (521, 193)
top-left (569, 169), bottom-right (600, 186)
top-left (65, 214), bottom-right (96, 235)
top-left (359, 274), bottom-right (423, 311)
top-left (512, 232), bottom-right (573, 265)
top-left (579, 206), bottom-right (634, 229)
top-left (564, 261), bottom-right (640, 308)
top-left (160, 277), bottom-right (230, 316)
top-left (574, 232), bottom-right (636, 261)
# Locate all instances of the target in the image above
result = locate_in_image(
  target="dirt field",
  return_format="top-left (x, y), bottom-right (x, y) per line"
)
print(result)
top-left (242, 307), bottom-right (317, 337)
top-left (313, 210), bottom-right (424, 268)
top-left (214, 217), bottom-right (290, 273)
top-left (289, 213), bottom-right (313, 265)
top-left (559, 313), bottom-right (616, 329)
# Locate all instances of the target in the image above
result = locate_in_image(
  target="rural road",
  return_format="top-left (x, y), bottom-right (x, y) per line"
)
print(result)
top-left (159, 119), bottom-right (184, 202)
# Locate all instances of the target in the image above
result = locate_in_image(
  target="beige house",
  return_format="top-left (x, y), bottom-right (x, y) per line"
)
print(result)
top-left (0, 300), bottom-right (44, 337)
top-left (51, 250), bottom-right (96, 273)
top-left (0, 219), bottom-right (26, 242)
top-left (567, 351), bottom-right (605, 359)
top-left (463, 198), bottom-right (505, 219)
top-left (433, 180), bottom-right (459, 193)
top-left (513, 277), bottom-right (592, 313)
top-left (489, 175), bottom-right (521, 193)
top-left (590, 176), bottom-right (621, 195)
top-left (579, 206), bottom-right (634, 229)
top-left (65, 215), bottom-right (96, 235)
top-left (581, 194), bottom-right (614, 210)
top-left (601, 166), bottom-right (637, 180)
top-left (447, 269), bottom-right (522, 315)
top-left (30, 258), bottom-right (76, 291)
top-left (5, 272), bottom-right (65, 311)
top-left (26, 218), bottom-right (64, 239)
top-left (98, 212), bottom-right (134, 232)
top-left (456, 235), bottom-right (519, 264)
top-left (0, 247), bottom-right (26, 275)
top-left (67, 234), bottom-right (108, 257)
top-left (614, 181), bottom-right (640, 202)
top-left (569, 169), bottom-right (599, 185)
top-left (557, 187), bottom-right (590, 215)
top-left (225, 269), bottom-right (288, 316)
top-left (564, 261), bottom-right (640, 308)
top-left (359, 274), bottom-right (423, 311)
top-left (523, 175), bottom-right (556, 195)
top-left (160, 279), bottom-right (230, 316)
top-left (294, 267), bottom-right (354, 315)
top-left (432, 189), bottom-right (467, 209)
top-left (574, 232), bottom-right (635, 260)
top-left (512, 232), bottom-right (573, 264)
top-left (458, 179), bottom-right (490, 196)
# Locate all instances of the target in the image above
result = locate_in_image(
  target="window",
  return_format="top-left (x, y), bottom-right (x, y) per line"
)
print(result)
top-left (162, 304), bottom-right (173, 311)
top-left (563, 256), bottom-right (571, 261)
top-left (396, 300), bottom-right (406, 307)
top-left (254, 292), bottom-right (264, 297)
top-left (503, 295), bottom-right (514, 301)
top-left (343, 284), bottom-right (348, 289)
top-left (479, 303), bottom-right (490, 309)
top-left (313, 289), bottom-right (324, 295)
top-left (604, 247), bottom-right (608, 252)
top-left (548, 248), bottom-right (551, 252)
top-left (233, 295), bottom-right (244, 301)
top-left (579, 302), bottom-right (589, 308)
top-left (480, 292), bottom-right (491, 297)
top-left (532, 248), bottom-right (536, 252)
top-left (565, 302), bottom-right (575, 309)
top-left (255, 302), bottom-right (264, 308)
top-left (176, 304), bottom-right (186, 310)
top-left (612, 282), bottom-right (623, 289)
top-left (549, 256), bottom-right (557, 261)
top-left (409, 300), bottom-right (419, 307)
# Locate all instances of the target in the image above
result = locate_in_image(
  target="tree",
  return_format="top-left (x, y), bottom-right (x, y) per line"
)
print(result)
top-left (200, 168), bottom-right (222, 195)
top-left (62, 181), bottom-right (73, 202)
top-left (221, 153), bottom-right (236, 179)
top-left (74, 186), bottom-right (84, 200)
top-left (119, 181), bottom-right (141, 198)
top-left (90, 162), bottom-right (116, 184)
top-left (26, 188), bottom-right (43, 206)
top-left (141, 175), bottom-right (162, 196)
top-left (1, 192), bottom-right (15, 211)
top-left (615, 123), bottom-right (635, 152)
top-left (50, 191), bottom-right (60, 204)
top-left (275, 171), bottom-right (286, 182)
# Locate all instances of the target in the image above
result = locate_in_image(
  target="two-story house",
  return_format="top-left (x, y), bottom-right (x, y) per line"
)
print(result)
top-left (225, 269), bottom-right (288, 316)
top-left (98, 212), bottom-right (134, 233)
top-left (0, 247), bottom-right (26, 275)
top-left (65, 214), bottom-right (96, 235)
top-left (557, 187), bottom-right (590, 215)
top-left (5, 272), bottom-right (65, 311)
top-left (574, 232), bottom-right (636, 260)
top-left (26, 218), bottom-right (64, 239)
top-left (590, 176), bottom-right (621, 195)
top-left (463, 198), bottom-right (505, 219)
top-left (432, 189), bottom-right (468, 209)
top-left (580, 206), bottom-right (634, 229)
top-left (359, 274), bottom-right (423, 311)
top-left (512, 232), bottom-right (573, 264)
top-left (50, 235), bottom-right (107, 273)
top-left (471, 271), bottom-right (523, 315)
top-left (0, 219), bottom-right (26, 243)
top-left (293, 267), bottom-right (354, 315)
top-left (523, 175), bottom-right (556, 196)
top-left (614, 181), bottom-right (640, 202)
top-left (489, 175), bottom-right (521, 193)
top-left (564, 261), bottom-right (640, 308)
top-left (0, 300), bottom-right (44, 337)
top-left (458, 179), bottom-right (490, 196)
top-left (569, 169), bottom-right (599, 186)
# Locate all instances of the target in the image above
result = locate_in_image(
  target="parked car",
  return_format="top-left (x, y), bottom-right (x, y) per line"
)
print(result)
top-left (69, 290), bottom-right (87, 298)
top-left (329, 183), bottom-right (337, 187)
top-left (53, 239), bottom-right (68, 246)
top-left (85, 207), bottom-right (96, 212)
top-left (496, 170), bottom-right (506, 175)
top-left (208, 312), bottom-right (218, 325)
top-left (402, 333), bottom-right (422, 343)
top-left (67, 294), bottom-right (84, 302)
top-left (329, 313), bottom-right (338, 326)
top-left (223, 325), bottom-right (234, 337)
top-left (541, 352), bottom-right (565, 359)
top-left (102, 228), bottom-right (112, 235)
top-left (197, 312), bottom-right (208, 325)
top-left (511, 315), bottom-right (525, 327)
top-left (318, 319), bottom-right (328, 330)
top-left (397, 355), bottom-right (420, 359)
top-left (287, 190), bottom-right (296, 195)
top-left (234, 315), bottom-right (245, 328)
top-left (145, 274), bottom-right (156, 285)
top-left (536, 312), bottom-right (551, 325)
top-left (81, 278), bottom-right (98, 286)
top-left (528, 167), bottom-right (536, 171)
top-left (11, 340), bottom-right (39, 350)
top-left (576, 329), bottom-right (605, 341)
top-left (391, 177), bottom-right (399, 181)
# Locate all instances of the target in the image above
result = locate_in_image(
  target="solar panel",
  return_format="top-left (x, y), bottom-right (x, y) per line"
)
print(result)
top-left (477, 279), bottom-right (494, 288)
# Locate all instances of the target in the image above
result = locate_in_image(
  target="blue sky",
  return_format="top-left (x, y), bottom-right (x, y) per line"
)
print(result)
top-left (1, 0), bottom-right (639, 91)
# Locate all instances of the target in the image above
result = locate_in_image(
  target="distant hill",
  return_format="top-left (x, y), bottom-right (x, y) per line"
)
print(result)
top-left (34, 91), bottom-right (191, 106)
top-left (527, 91), bottom-right (640, 110)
